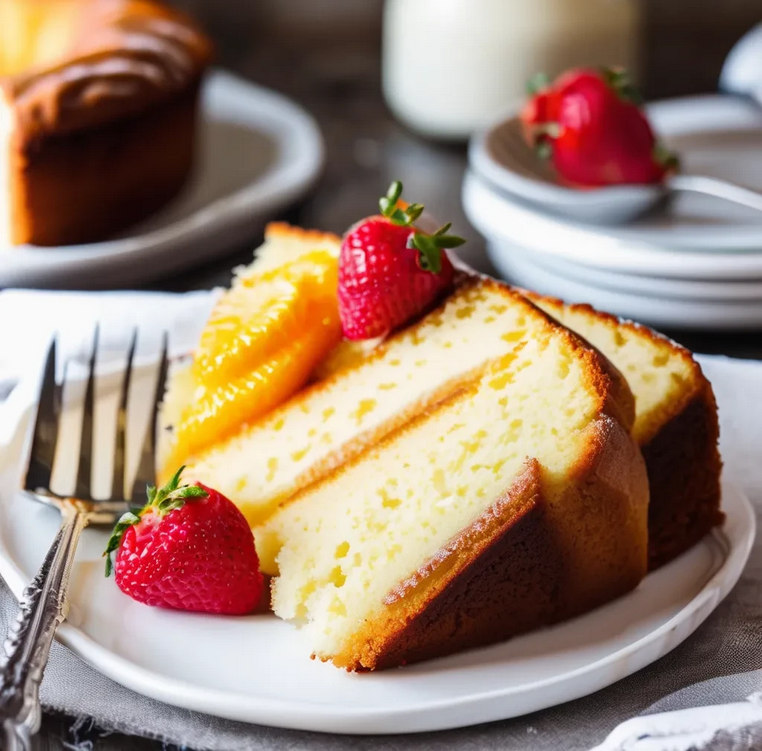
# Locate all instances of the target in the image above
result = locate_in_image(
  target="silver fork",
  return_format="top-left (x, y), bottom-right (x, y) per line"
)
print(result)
top-left (0, 330), bottom-right (169, 751)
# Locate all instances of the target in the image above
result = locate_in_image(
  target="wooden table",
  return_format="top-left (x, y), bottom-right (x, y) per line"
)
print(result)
top-left (36, 37), bottom-right (762, 751)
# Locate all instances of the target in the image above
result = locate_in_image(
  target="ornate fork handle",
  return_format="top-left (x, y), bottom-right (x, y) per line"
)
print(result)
top-left (0, 503), bottom-right (88, 751)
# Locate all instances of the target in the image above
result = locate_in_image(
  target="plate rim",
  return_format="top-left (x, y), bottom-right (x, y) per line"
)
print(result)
top-left (0, 395), bottom-right (754, 735)
top-left (486, 243), bottom-right (762, 330)
top-left (463, 171), bottom-right (762, 281)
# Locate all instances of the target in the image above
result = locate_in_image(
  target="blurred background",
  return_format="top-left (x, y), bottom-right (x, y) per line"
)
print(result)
top-left (179, 0), bottom-right (759, 99)
top-left (133, 0), bottom-right (759, 358)
top-left (164, 0), bottom-right (762, 239)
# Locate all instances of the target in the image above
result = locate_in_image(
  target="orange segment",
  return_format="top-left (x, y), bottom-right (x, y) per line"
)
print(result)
top-left (194, 250), bottom-right (338, 388)
top-left (194, 278), bottom-right (309, 386)
top-left (173, 306), bottom-right (340, 464)
top-left (166, 248), bottom-right (342, 470)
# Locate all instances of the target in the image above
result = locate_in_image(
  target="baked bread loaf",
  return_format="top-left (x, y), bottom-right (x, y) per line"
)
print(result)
top-left (268, 283), bottom-right (648, 670)
top-left (0, 0), bottom-right (212, 246)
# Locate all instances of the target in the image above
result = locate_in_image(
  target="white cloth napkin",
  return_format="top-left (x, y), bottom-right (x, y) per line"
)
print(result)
top-left (0, 289), bottom-right (219, 445)
top-left (0, 287), bottom-right (760, 751)
top-left (0, 288), bottom-right (219, 383)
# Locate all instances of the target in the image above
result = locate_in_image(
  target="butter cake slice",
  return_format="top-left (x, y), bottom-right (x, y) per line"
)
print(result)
top-left (269, 289), bottom-right (647, 669)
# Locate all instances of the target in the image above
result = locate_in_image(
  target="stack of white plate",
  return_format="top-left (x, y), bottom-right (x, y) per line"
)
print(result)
top-left (464, 95), bottom-right (762, 330)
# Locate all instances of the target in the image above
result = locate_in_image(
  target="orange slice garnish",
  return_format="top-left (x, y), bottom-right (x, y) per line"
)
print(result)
top-left (194, 277), bottom-right (310, 386)
top-left (194, 251), bottom-right (338, 388)
top-left (171, 305), bottom-right (340, 464)
top-left (167, 250), bottom-right (341, 467)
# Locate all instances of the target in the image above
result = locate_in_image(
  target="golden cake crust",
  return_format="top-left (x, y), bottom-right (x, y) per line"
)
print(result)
top-left (318, 307), bottom-right (648, 671)
top-left (1, 0), bottom-right (213, 146)
top-left (262, 222), bottom-right (342, 248)
top-left (333, 461), bottom-right (559, 670)
top-left (640, 380), bottom-right (723, 569)
top-left (335, 413), bottom-right (648, 671)
top-left (523, 291), bottom-right (723, 569)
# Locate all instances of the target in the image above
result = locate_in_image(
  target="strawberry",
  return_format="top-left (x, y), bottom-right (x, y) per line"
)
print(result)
top-left (521, 67), bottom-right (679, 187)
top-left (104, 467), bottom-right (263, 615)
top-left (338, 181), bottom-right (463, 341)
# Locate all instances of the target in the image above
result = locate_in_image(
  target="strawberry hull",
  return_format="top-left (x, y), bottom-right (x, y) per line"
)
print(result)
top-left (108, 471), bottom-right (264, 616)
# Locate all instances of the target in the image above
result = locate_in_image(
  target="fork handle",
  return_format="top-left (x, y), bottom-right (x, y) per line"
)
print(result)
top-left (0, 505), bottom-right (88, 750)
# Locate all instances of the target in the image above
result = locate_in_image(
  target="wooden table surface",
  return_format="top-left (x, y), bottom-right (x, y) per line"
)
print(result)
top-left (33, 33), bottom-right (762, 751)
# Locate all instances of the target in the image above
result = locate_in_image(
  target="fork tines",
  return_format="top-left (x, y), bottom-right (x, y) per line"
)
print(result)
top-left (111, 330), bottom-right (137, 502)
top-left (132, 331), bottom-right (169, 506)
top-left (73, 327), bottom-right (99, 501)
top-left (24, 339), bottom-right (61, 495)
top-left (24, 331), bottom-right (169, 504)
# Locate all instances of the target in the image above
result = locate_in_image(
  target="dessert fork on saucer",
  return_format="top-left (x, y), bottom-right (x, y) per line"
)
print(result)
top-left (0, 331), bottom-right (168, 751)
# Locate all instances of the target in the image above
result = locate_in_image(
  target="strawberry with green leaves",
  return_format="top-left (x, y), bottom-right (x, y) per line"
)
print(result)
top-left (521, 67), bottom-right (679, 187)
top-left (338, 181), bottom-right (464, 341)
top-left (104, 467), bottom-right (263, 615)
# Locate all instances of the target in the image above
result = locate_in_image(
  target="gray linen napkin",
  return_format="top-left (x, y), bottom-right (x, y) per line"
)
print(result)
top-left (1, 355), bottom-right (760, 751)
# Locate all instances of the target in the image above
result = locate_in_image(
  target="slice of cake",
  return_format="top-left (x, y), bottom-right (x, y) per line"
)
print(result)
top-left (182, 276), bottom-right (634, 554)
top-left (525, 294), bottom-right (723, 569)
top-left (162, 223), bottom-right (722, 573)
top-left (269, 291), bottom-right (648, 670)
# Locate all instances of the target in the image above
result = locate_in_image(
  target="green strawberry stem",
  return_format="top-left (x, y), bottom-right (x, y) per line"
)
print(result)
top-left (103, 466), bottom-right (208, 577)
top-left (601, 66), bottom-right (643, 106)
top-left (526, 72), bottom-right (550, 96)
top-left (653, 141), bottom-right (680, 173)
top-left (378, 181), bottom-right (465, 274)
top-left (530, 124), bottom-right (562, 161)
top-left (535, 140), bottom-right (554, 161)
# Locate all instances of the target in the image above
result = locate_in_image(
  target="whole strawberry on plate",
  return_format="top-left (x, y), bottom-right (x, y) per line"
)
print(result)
top-left (104, 467), bottom-right (263, 615)
top-left (521, 67), bottom-right (679, 187)
top-left (338, 181), bottom-right (464, 341)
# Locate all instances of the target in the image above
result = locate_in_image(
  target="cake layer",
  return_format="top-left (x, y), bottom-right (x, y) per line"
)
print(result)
top-left (183, 279), bottom-right (623, 554)
top-left (527, 293), bottom-right (723, 569)
top-left (270, 303), bottom-right (648, 669)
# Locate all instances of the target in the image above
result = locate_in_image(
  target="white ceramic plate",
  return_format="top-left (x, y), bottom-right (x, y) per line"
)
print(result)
top-left (0, 70), bottom-right (324, 289)
top-left (519, 251), bottom-right (762, 301)
top-left (514, 255), bottom-right (762, 302)
top-left (469, 94), bottom-right (762, 252)
top-left (0, 356), bottom-right (755, 735)
top-left (488, 243), bottom-right (762, 330)
top-left (463, 171), bottom-right (762, 281)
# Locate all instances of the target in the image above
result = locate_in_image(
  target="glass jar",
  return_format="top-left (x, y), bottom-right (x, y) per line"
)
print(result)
top-left (383, 0), bottom-right (642, 140)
